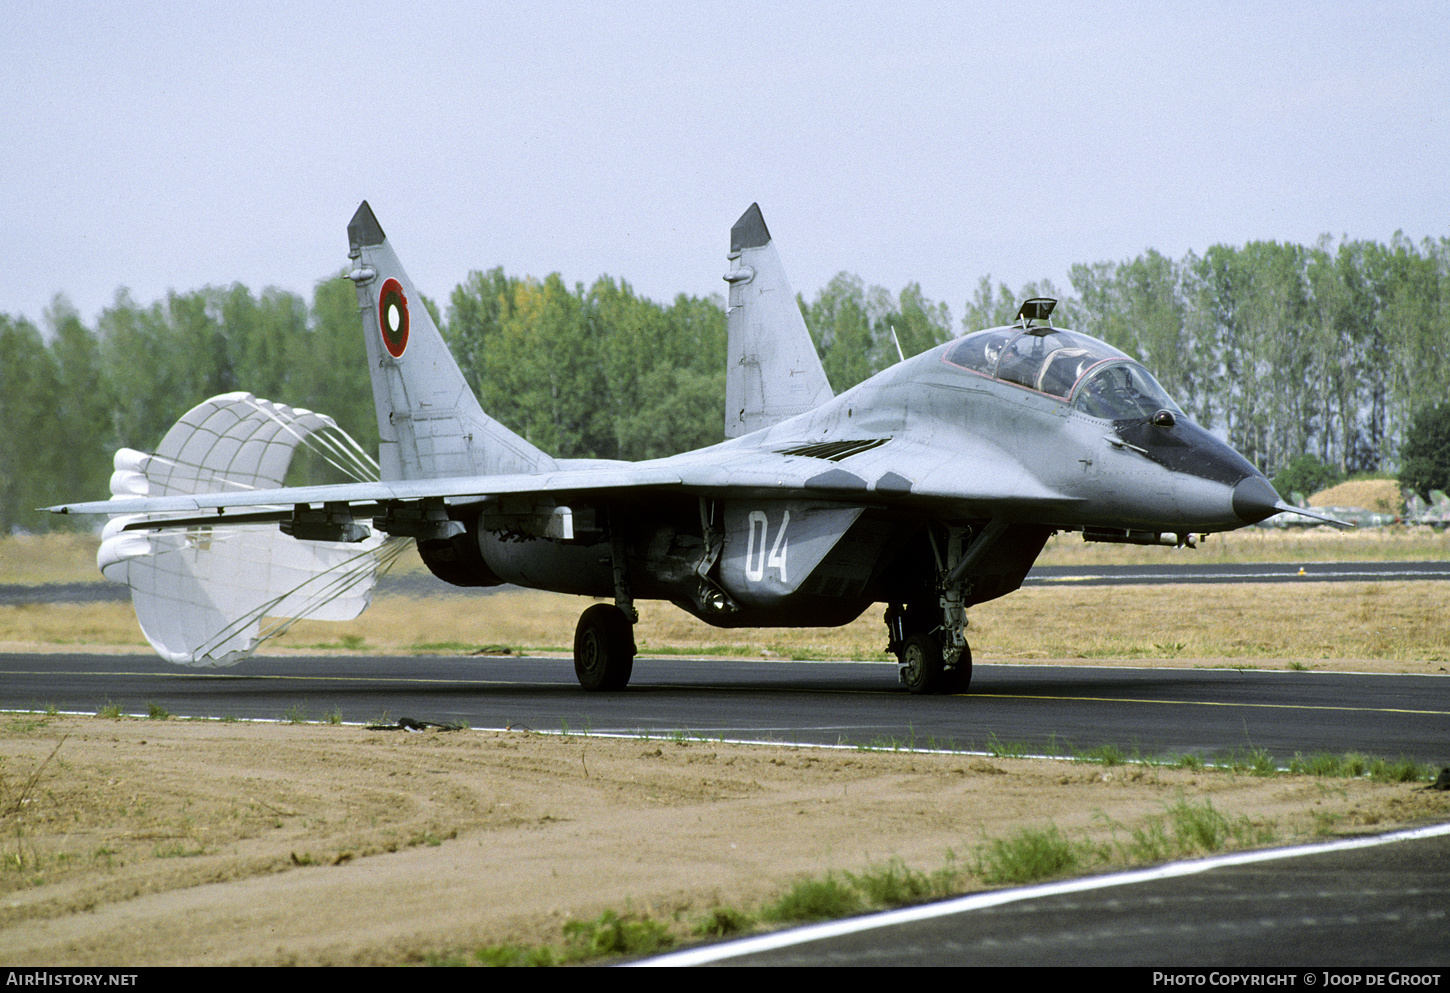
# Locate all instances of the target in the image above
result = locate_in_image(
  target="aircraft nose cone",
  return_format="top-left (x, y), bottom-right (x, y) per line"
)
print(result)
top-left (1232, 475), bottom-right (1281, 524)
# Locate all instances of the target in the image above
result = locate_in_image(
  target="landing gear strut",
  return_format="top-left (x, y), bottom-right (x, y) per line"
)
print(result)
top-left (887, 523), bottom-right (984, 695)
top-left (888, 609), bottom-right (972, 695)
top-left (572, 515), bottom-right (638, 692)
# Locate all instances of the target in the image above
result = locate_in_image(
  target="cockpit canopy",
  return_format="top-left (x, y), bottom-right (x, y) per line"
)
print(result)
top-left (943, 326), bottom-right (1182, 421)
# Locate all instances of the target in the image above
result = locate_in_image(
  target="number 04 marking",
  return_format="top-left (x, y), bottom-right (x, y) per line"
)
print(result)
top-left (745, 510), bottom-right (790, 583)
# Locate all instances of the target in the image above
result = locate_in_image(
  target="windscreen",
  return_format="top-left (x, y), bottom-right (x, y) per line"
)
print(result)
top-left (1071, 362), bottom-right (1182, 420)
top-left (943, 327), bottom-right (1132, 400)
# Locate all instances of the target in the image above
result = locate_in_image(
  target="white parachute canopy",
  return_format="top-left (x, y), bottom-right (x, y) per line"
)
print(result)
top-left (97, 392), bottom-right (409, 667)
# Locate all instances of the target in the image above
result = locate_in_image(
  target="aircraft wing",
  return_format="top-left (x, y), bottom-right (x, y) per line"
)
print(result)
top-left (47, 466), bottom-right (686, 520)
top-left (51, 437), bottom-right (1082, 527)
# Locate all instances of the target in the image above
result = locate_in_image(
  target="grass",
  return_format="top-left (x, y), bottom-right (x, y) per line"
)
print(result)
top-left (1, 738), bottom-right (64, 819)
top-left (1075, 742), bottom-right (1128, 766)
top-left (7, 528), bottom-right (1450, 665)
top-left (1, 738), bottom-right (66, 877)
top-left (983, 732), bottom-right (1031, 759)
top-left (973, 824), bottom-right (1087, 884)
top-left (467, 908), bottom-right (675, 966)
top-left (761, 873), bottom-right (865, 923)
top-left (448, 793), bottom-right (1283, 963)
top-left (1117, 798), bottom-right (1278, 863)
top-left (443, 738), bottom-right (1435, 964)
top-left (562, 908), bottom-right (673, 959)
top-left (1287, 751), bottom-right (1432, 783)
top-left (11, 578), bottom-right (1447, 665)
top-left (154, 841), bottom-right (207, 858)
top-left (693, 906), bottom-right (755, 939)
top-left (1220, 747), bottom-right (1280, 776)
top-left (975, 797), bottom-right (1280, 886)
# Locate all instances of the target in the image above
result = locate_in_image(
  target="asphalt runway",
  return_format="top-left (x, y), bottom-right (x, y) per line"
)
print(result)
top-left (2, 653), bottom-right (1447, 765)
top-left (651, 826), bottom-right (1450, 967)
top-left (1022, 560), bottom-right (1450, 586)
top-left (5, 559), bottom-right (1450, 605)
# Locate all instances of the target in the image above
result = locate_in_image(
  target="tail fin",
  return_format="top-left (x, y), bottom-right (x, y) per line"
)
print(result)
top-left (346, 201), bottom-right (554, 480)
top-left (723, 204), bottom-right (834, 438)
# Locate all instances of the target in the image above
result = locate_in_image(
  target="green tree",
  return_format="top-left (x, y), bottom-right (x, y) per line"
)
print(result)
top-left (892, 282), bottom-right (952, 359)
top-left (0, 314), bottom-right (62, 532)
top-left (446, 266), bottom-right (515, 399)
top-left (97, 289), bottom-right (177, 450)
top-left (614, 365), bottom-right (726, 460)
top-left (233, 284), bottom-right (309, 402)
top-left (807, 272), bottom-right (887, 392)
top-left (487, 274), bottom-right (610, 457)
top-left (1399, 402), bottom-right (1450, 501)
top-left (1271, 454), bottom-right (1342, 501)
top-left (961, 275), bottom-right (1021, 332)
top-left (296, 275), bottom-right (376, 453)
top-left (46, 297), bottom-right (114, 506)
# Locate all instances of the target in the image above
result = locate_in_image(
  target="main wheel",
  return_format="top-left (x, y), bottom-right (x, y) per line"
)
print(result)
top-left (939, 641), bottom-right (973, 694)
top-left (573, 604), bottom-right (636, 691)
top-left (899, 633), bottom-right (944, 695)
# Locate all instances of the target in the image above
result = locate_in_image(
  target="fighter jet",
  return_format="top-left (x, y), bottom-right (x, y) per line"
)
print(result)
top-left (51, 202), bottom-right (1331, 693)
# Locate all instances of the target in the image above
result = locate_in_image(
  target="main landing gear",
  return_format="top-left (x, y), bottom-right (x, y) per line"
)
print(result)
top-left (573, 520), bottom-right (638, 692)
top-left (573, 603), bottom-right (635, 691)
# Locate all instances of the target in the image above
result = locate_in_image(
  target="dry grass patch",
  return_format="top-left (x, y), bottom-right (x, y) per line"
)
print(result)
top-left (1307, 479), bottom-right (1403, 514)
top-left (5, 532), bottom-right (1449, 671)
top-left (1035, 525), bottom-right (1450, 567)
top-left (0, 533), bottom-right (103, 584)
top-left (5, 581), bottom-right (1450, 673)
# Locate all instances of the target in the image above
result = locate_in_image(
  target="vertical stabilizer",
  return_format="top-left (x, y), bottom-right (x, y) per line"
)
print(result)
top-left (723, 204), bottom-right (834, 438)
top-left (346, 202), bottom-right (555, 480)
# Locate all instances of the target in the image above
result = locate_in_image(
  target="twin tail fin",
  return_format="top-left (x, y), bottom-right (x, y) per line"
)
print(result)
top-left (346, 202), bottom-right (554, 480)
top-left (723, 204), bottom-right (834, 438)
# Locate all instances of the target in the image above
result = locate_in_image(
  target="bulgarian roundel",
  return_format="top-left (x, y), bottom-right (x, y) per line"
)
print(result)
top-left (377, 278), bottom-right (409, 358)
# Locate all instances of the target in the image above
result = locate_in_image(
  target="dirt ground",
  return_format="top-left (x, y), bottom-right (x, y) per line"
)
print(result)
top-left (1, 712), bottom-right (1447, 966)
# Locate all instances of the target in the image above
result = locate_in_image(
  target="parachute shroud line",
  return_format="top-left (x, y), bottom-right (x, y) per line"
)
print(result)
top-left (97, 393), bottom-right (406, 667)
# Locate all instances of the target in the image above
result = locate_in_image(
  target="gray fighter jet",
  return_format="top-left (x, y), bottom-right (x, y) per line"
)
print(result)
top-left (51, 202), bottom-right (1331, 693)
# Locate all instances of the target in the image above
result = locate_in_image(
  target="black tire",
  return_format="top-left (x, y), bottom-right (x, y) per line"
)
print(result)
top-left (939, 641), bottom-right (973, 694)
top-left (573, 603), bottom-right (636, 691)
top-left (899, 632), bottom-right (943, 695)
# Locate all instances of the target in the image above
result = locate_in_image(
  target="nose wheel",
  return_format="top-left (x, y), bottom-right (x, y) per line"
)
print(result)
top-left (896, 632), bottom-right (972, 695)
top-left (899, 633), bottom-right (943, 694)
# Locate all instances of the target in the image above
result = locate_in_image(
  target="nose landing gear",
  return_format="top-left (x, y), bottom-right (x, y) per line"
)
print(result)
top-left (887, 523), bottom-right (983, 695)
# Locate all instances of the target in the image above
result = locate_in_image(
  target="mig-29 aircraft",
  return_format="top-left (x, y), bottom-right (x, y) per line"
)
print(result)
top-left (51, 202), bottom-right (1329, 694)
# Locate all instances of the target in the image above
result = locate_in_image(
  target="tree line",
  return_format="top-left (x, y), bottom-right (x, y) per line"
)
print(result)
top-left (3, 231), bottom-right (1446, 533)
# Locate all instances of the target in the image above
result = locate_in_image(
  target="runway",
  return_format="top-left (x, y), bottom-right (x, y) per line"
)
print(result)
top-left (5, 559), bottom-right (1450, 605)
top-left (2, 653), bottom-right (1446, 765)
top-left (1022, 560), bottom-right (1450, 585)
top-left (651, 826), bottom-right (1450, 967)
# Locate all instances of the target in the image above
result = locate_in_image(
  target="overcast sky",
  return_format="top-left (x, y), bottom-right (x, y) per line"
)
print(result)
top-left (4, 1), bottom-right (1445, 333)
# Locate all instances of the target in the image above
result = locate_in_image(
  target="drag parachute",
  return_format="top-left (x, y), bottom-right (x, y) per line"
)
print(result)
top-left (97, 393), bottom-right (408, 666)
